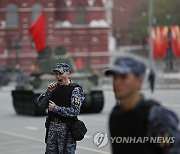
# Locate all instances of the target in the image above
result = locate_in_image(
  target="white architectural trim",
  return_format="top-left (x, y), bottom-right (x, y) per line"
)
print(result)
top-left (88, 0), bottom-right (95, 7)
top-left (64, 0), bottom-right (72, 7)
top-left (0, 53), bottom-right (37, 59)
top-left (102, 0), bottom-right (107, 7)
top-left (68, 51), bottom-right (109, 57)
top-left (0, 8), bottom-right (56, 12)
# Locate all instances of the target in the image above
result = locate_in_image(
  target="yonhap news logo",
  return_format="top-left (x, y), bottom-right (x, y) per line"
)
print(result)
top-left (93, 132), bottom-right (175, 148)
top-left (93, 132), bottom-right (108, 148)
top-left (110, 136), bottom-right (175, 144)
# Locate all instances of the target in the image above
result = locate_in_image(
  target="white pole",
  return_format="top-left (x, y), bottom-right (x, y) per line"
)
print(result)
top-left (148, 0), bottom-right (154, 70)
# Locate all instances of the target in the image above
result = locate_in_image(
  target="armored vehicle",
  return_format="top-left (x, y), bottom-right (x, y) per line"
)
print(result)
top-left (11, 46), bottom-right (104, 116)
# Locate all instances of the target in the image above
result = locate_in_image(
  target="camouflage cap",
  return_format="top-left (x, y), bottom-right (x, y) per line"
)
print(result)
top-left (53, 63), bottom-right (70, 73)
top-left (105, 57), bottom-right (146, 77)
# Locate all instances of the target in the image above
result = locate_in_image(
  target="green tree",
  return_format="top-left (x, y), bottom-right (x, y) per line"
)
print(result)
top-left (130, 0), bottom-right (180, 39)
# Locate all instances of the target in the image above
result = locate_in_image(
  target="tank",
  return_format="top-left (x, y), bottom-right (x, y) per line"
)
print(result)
top-left (11, 46), bottom-right (104, 116)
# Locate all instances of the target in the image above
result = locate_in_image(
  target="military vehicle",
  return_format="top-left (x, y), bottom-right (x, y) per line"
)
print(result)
top-left (11, 46), bottom-right (104, 116)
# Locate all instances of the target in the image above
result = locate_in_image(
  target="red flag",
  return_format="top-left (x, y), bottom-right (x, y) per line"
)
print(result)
top-left (75, 58), bottom-right (83, 69)
top-left (29, 12), bottom-right (45, 51)
top-left (171, 26), bottom-right (180, 58)
top-left (151, 26), bottom-right (169, 58)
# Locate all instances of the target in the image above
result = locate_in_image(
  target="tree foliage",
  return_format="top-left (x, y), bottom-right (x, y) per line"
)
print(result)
top-left (129, 0), bottom-right (180, 39)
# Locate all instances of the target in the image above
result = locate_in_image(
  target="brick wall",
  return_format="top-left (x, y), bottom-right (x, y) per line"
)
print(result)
top-left (0, 0), bottom-right (109, 74)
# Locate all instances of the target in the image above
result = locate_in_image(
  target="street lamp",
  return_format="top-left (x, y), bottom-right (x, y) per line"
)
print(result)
top-left (165, 30), bottom-right (174, 72)
top-left (148, 0), bottom-right (154, 71)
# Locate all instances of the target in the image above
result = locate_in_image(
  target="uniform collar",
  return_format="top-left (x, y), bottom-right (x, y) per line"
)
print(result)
top-left (117, 94), bottom-right (145, 112)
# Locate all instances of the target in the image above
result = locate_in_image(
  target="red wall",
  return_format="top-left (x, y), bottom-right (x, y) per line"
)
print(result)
top-left (0, 0), bottom-right (109, 74)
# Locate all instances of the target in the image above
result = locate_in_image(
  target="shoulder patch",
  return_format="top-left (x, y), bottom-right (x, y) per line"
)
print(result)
top-left (74, 97), bottom-right (80, 105)
top-left (158, 132), bottom-right (174, 149)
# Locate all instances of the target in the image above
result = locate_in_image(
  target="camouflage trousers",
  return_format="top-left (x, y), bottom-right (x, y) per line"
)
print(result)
top-left (45, 122), bottom-right (76, 154)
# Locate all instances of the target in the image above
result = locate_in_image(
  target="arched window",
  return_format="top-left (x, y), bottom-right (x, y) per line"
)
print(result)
top-left (6, 3), bottom-right (18, 28)
top-left (32, 3), bottom-right (43, 22)
top-left (75, 3), bottom-right (85, 25)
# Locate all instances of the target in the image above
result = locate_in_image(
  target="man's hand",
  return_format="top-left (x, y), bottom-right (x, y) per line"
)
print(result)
top-left (47, 82), bottom-right (57, 92)
top-left (49, 100), bottom-right (55, 111)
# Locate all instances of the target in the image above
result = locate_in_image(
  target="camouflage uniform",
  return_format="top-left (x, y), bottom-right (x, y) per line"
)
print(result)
top-left (148, 103), bottom-right (180, 153)
top-left (131, 96), bottom-right (180, 153)
top-left (37, 63), bottom-right (85, 154)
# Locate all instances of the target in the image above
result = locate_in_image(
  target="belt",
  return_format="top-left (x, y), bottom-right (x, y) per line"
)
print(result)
top-left (51, 117), bottom-right (69, 123)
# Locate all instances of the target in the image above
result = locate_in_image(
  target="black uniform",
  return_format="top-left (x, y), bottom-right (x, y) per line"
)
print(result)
top-left (148, 70), bottom-right (155, 93)
top-left (109, 97), bottom-right (180, 154)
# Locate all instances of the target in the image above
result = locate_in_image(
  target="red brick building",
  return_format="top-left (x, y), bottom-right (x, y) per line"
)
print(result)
top-left (0, 0), bottom-right (109, 74)
top-left (112, 0), bottom-right (144, 47)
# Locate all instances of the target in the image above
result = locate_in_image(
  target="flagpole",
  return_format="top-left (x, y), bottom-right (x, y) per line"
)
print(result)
top-left (148, 0), bottom-right (154, 70)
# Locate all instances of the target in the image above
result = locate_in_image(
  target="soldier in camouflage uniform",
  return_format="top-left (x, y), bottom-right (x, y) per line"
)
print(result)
top-left (37, 63), bottom-right (85, 154)
top-left (105, 57), bottom-right (180, 154)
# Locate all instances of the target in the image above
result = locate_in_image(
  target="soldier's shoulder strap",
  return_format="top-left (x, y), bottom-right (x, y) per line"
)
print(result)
top-left (69, 83), bottom-right (82, 89)
top-left (141, 99), bottom-right (161, 110)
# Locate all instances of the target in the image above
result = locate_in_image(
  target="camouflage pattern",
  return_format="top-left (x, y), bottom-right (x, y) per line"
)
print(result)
top-left (37, 85), bottom-right (85, 154)
top-left (148, 104), bottom-right (180, 153)
top-left (45, 122), bottom-right (76, 154)
top-left (53, 63), bottom-right (70, 73)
